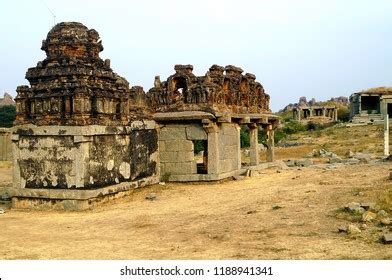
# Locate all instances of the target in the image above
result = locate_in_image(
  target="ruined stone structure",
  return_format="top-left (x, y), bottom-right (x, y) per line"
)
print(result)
top-left (12, 22), bottom-right (159, 210)
top-left (11, 22), bottom-right (278, 209)
top-left (350, 88), bottom-right (392, 124)
top-left (0, 128), bottom-right (12, 161)
top-left (148, 65), bottom-right (278, 181)
top-left (293, 105), bottom-right (338, 123)
top-left (147, 64), bottom-right (270, 114)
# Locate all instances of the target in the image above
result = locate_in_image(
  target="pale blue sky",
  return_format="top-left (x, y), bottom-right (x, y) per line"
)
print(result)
top-left (1, 0), bottom-right (391, 111)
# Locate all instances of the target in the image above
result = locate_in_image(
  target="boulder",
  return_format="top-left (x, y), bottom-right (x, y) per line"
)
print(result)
top-left (362, 211), bottom-right (377, 223)
top-left (347, 224), bottom-right (361, 234)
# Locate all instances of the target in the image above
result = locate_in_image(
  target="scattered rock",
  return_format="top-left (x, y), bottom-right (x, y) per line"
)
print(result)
top-left (296, 159), bottom-right (313, 167)
top-left (345, 202), bottom-right (365, 214)
top-left (360, 223), bottom-right (368, 230)
top-left (347, 224), bottom-right (361, 234)
top-left (1, 193), bottom-right (10, 200)
top-left (338, 225), bottom-right (347, 233)
top-left (346, 158), bottom-right (360, 165)
top-left (360, 202), bottom-right (378, 212)
top-left (383, 233), bottom-right (392, 244)
top-left (329, 157), bottom-right (343, 164)
top-left (272, 205), bottom-right (283, 210)
top-left (232, 175), bottom-right (245, 181)
top-left (377, 210), bottom-right (388, 217)
top-left (284, 159), bottom-right (313, 167)
top-left (285, 159), bottom-right (296, 167)
top-left (379, 218), bottom-right (391, 226)
top-left (145, 193), bottom-right (157, 200)
top-left (309, 149), bottom-right (338, 158)
top-left (362, 211), bottom-right (377, 223)
top-left (346, 150), bottom-right (355, 158)
top-left (246, 210), bottom-right (257, 215)
top-left (353, 153), bottom-right (372, 163)
top-left (360, 202), bottom-right (376, 210)
top-left (158, 182), bottom-right (166, 185)
top-left (0, 208), bottom-right (4, 214)
top-left (275, 160), bottom-right (289, 170)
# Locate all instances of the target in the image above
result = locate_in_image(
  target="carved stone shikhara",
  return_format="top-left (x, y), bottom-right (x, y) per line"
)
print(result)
top-left (147, 64), bottom-right (270, 114)
top-left (15, 22), bottom-right (147, 126)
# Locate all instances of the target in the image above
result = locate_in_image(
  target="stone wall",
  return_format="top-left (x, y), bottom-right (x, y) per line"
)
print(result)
top-left (218, 123), bottom-right (240, 173)
top-left (158, 122), bottom-right (240, 181)
top-left (0, 128), bottom-right (12, 161)
top-left (12, 121), bottom-right (158, 189)
top-left (159, 124), bottom-right (202, 176)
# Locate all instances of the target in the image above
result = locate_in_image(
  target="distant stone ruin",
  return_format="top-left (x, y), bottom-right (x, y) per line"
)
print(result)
top-left (11, 22), bottom-right (279, 210)
top-left (350, 87), bottom-right (392, 124)
top-left (0, 93), bottom-right (15, 107)
top-left (293, 105), bottom-right (338, 123)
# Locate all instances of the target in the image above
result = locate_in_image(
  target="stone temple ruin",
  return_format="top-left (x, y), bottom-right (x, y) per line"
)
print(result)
top-left (11, 22), bottom-right (278, 210)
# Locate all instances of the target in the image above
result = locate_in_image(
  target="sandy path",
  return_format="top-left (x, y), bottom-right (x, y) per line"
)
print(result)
top-left (1, 162), bottom-right (391, 260)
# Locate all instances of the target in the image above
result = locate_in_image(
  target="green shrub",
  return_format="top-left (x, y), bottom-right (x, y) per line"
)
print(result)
top-left (282, 120), bottom-right (306, 134)
top-left (193, 140), bottom-right (205, 154)
top-left (306, 121), bottom-right (325, 131)
top-left (0, 105), bottom-right (15, 127)
top-left (338, 106), bottom-right (350, 122)
top-left (240, 126), bottom-right (250, 148)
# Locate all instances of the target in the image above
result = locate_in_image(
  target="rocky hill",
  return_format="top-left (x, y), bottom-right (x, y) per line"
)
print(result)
top-left (0, 93), bottom-right (15, 107)
top-left (280, 96), bottom-right (349, 112)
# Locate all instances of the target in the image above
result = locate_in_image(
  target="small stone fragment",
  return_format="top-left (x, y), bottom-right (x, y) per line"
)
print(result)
top-left (272, 205), bottom-right (283, 210)
top-left (145, 193), bottom-right (157, 200)
top-left (0, 208), bottom-right (5, 214)
top-left (338, 225), bottom-right (347, 233)
top-left (377, 210), bottom-right (388, 217)
top-left (383, 233), bottom-right (392, 244)
top-left (347, 224), bottom-right (361, 234)
top-left (380, 218), bottom-right (391, 226)
top-left (362, 211), bottom-right (377, 223)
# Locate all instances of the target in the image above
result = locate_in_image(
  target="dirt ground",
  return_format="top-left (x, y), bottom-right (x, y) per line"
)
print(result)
top-left (1, 161), bottom-right (392, 260)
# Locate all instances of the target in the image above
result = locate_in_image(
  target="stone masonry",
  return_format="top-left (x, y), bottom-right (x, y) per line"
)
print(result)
top-left (12, 22), bottom-right (159, 210)
top-left (149, 65), bottom-right (279, 181)
top-left (11, 22), bottom-right (279, 209)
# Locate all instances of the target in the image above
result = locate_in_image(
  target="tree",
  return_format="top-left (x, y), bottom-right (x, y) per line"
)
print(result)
top-left (0, 105), bottom-right (16, 127)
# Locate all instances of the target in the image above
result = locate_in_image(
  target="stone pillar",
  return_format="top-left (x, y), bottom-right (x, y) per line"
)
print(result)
top-left (235, 124), bottom-right (241, 170)
top-left (298, 109), bottom-right (301, 122)
top-left (334, 108), bottom-right (338, 121)
top-left (385, 114), bottom-right (389, 156)
top-left (11, 134), bottom-right (21, 189)
top-left (323, 108), bottom-right (326, 117)
top-left (266, 124), bottom-right (275, 162)
top-left (358, 95), bottom-right (362, 114)
top-left (204, 123), bottom-right (219, 174)
top-left (248, 123), bottom-right (259, 166)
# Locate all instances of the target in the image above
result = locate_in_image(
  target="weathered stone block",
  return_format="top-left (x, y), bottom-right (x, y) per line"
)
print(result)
top-left (220, 145), bottom-right (238, 160)
top-left (220, 134), bottom-right (238, 146)
top-left (160, 151), bottom-right (178, 162)
top-left (221, 124), bottom-right (238, 136)
top-left (162, 162), bottom-right (196, 175)
top-left (159, 126), bottom-right (186, 141)
top-left (160, 151), bottom-right (193, 162)
top-left (186, 125), bottom-right (207, 140)
top-left (164, 140), bottom-right (193, 152)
